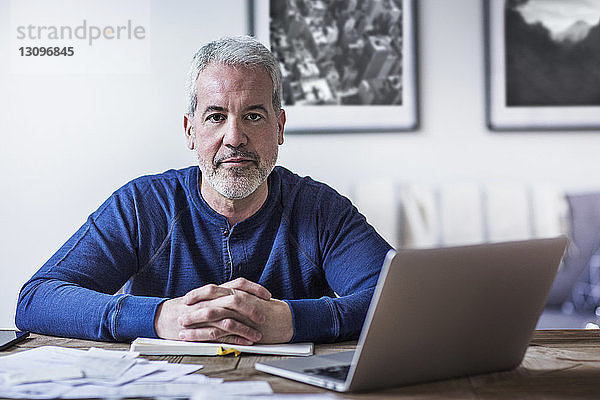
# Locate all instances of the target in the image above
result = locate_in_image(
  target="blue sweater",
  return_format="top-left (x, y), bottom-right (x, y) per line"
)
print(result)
top-left (16, 166), bottom-right (391, 343)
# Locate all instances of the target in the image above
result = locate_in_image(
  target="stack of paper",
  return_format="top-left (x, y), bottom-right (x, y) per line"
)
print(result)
top-left (0, 346), bottom-right (272, 399)
top-left (193, 394), bottom-right (338, 400)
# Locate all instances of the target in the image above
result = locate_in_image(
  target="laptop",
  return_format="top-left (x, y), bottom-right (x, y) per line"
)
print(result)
top-left (255, 236), bottom-right (568, 392)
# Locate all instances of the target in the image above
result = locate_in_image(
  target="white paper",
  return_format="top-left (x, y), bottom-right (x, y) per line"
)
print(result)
top-left (0, 345), bottom-right (215, 399)
top-left (194, 395), bottom-right (338, 400)
top-left (4, 367), bottom-right (84, 386)
top-left (0, 346), bottom-right (84, 370)
top-left (86, 347), bottom-right (139, 359)
top-left (76, 353), bottom-right (138, 380)
top-left (0, 347), bottom-right (88, 386)
top-left (191, 381), bottom-right (273, 397)
top-left (133, 362), bottom-right (204, 383)
top-left (118, 382), bottom-right (223, 398)
top-left (169, 374), bottom-right (222, 384)
top-left (59, 384), bottom-right (121, 399)
top-left (61, 359), bottom-right (163, 386)
top-left (0, 381), bottom-right (71, 399)
top-left (0, 346), bottom-right (139, 382)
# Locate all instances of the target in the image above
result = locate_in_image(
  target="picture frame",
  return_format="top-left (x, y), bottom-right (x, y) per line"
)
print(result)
top-left (485, 0), bottom-right (600, 131)
top-left (248, 0), bottom-right (419, 133)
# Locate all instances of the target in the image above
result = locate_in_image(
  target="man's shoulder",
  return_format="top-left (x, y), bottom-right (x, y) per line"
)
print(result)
top-left (274, 166), bottom-right (333, 192)
top-left (114, 166), bottom-right (197, 202)
top-left (124, 166), bottom-right (195, 189)
top-left (273, 166), bottom-right (352, 209)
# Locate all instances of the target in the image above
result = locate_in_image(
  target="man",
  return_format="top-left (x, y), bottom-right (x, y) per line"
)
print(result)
top-left (16, 36), bottom-right (391, 344)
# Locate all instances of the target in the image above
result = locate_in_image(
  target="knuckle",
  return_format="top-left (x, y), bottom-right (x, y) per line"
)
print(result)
top-left (220, 319), bottom-right (231, 330)
top-left (184, 291), bottom-right (197, 304)
top-left (230, 278), bottom-right (249, 290)
top-left (249, 306), bottom-right (264, 323)
top-left (231, 296), bottom-right (242, 306)
top-left (180, 311), bottom-right (195, 325)
top-left (205, 284), bottom-right (219, 295)
top-left (221, 318), bottom-right (236, 331)
top-left (180, 315), bottom-right (190, 326)
top-left (252, 308), bottom-right (263, 320)
top-left (181, 329), bottom-right (195, 340)
top-left (204, 308), bottom-right (219, 321)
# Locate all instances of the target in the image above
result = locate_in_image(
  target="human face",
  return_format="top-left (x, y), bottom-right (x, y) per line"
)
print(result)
top-left (185, 63), bottom-right (285, 200)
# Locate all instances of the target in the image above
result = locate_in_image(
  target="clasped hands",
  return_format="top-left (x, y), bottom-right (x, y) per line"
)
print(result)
top-left (154, 278), bottom-right (293, 345)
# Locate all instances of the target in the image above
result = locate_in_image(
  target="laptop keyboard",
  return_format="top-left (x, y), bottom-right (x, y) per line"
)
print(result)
top-left (303, 365), bottom-right (350, 381)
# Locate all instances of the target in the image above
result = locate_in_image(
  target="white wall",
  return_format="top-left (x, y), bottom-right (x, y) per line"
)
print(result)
top-left (2, 0), bottom-right (600, 328)
top-left (0, 0), bottom-right (247, 328)
top-left (279, 1), bottom-right (600, 191)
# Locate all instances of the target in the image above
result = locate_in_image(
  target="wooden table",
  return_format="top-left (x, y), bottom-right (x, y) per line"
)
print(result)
top-left (7, 330), bottom-right (600, 399)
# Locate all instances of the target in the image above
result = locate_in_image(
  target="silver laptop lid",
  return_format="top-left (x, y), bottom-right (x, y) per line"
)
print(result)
top-left (346, 236), bottom-right (568, 391)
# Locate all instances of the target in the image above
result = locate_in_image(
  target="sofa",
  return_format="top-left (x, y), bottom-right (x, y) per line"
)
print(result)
top-left (343, 180), bottom-right (600, 326)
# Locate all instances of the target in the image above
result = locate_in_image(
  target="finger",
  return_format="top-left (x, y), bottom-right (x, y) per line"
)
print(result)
top-left (179, 319), bottom-right (262, 343)
top-left (181, 296), bottom-right (264, 327)
top-left (220, 278), bottom-right (271, 300)
top-left (179, 306), bottom-right (240, 327)
top-left (214, 318), bottom-right (262, 342)
top-left (205, 291), bottom-right (266, 325)
top-left (184, 284), bottom-right (235, 305)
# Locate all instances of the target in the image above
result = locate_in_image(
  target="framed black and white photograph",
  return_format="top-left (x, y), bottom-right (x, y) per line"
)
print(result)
top-left (249, 0), bottom-right (418, 133)
top-left (486, 0), bottom-right (600, 130)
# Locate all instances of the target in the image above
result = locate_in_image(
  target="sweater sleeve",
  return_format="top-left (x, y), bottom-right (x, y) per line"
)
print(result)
top-left (15, 184), bottom-right (167, 342)
top-left (285, 184), bottom-right (392, 343)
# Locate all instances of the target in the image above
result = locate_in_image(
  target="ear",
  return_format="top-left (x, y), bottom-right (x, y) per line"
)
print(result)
top-left (183, 114), bottom-right (195, 150)
top-left (277, 109), bottom-right (286, 145)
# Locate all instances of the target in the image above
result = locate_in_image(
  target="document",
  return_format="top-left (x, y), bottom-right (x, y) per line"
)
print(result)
top-left (121, 381), bottom-right (273, 398)
top-left (0, 345), bottom-right (278, 399)
top-left (0, 345), bottom-right (227, 399)
top-left (193, 394), bottom-right (338, 400)
top-left (131, 337), bottom-right (314, 356)
top-left (191, 381), bottom-right (273, 397)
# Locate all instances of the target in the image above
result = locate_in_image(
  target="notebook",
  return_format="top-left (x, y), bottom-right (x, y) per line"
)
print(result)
top-left (130, 337), bottom-right (313, 357)
top-left (255, 236), bottom-right (568, 392)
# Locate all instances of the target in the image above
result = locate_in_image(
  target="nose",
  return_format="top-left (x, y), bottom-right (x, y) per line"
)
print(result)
top-left (222, 118), bottom-right (248, 148)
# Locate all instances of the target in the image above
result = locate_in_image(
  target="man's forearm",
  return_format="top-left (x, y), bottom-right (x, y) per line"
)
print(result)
top-left (284, 289), bottom-right (373, 343)
top-left (16, 277), bottom-right (165, 342)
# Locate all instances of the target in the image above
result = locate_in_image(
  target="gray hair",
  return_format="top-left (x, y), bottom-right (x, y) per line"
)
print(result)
top-left (185, 35), bottom-right (282, 117)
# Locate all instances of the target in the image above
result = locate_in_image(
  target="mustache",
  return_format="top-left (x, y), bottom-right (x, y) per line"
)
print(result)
top-left (214, 149), bottom-right (260, 166)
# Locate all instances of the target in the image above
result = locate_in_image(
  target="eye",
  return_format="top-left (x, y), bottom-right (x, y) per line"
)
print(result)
top-left (206, 114), bottom-right (226, 123)
top-left (245, 113), bottom-right (263, 122)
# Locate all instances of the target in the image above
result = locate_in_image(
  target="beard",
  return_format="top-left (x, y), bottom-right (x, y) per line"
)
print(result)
top-left (198, 147), bottom-right (277, 199)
